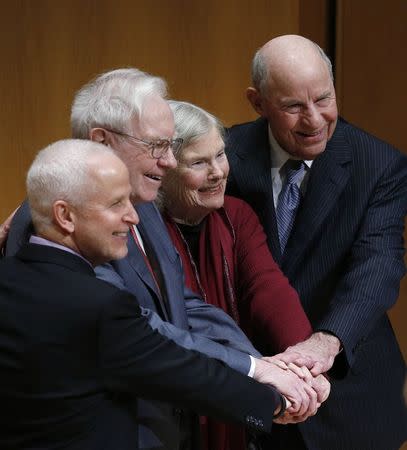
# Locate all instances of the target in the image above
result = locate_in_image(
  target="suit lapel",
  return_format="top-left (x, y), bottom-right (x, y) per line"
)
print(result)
top-left (137, 203), bottom-right (184, 322)
top-left (125, 222), bottom-right (170, 321)
top-left (232, 118), bottom-right (282, 263)
top-left (136, 203), bottom-right (177, 265)
top-left (125, 232), bottom-right (159, 292)
top-left (282, 121), bottom-right (352, 273)
top-left (137, 203), bottom-right (193, 329)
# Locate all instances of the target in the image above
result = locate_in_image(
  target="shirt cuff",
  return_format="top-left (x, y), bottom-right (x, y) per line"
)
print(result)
top-left (248, 355), bottom-right (256, 377)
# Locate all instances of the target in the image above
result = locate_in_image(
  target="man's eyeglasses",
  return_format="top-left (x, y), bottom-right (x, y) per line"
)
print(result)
top-left (104, 128), bottom-right (183, 159)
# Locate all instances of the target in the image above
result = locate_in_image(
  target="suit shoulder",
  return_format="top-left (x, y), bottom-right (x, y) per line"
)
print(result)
top-left (227, 120), bottom-right (256, 133)
top-left (340, 119), bottom-right (406, 162)
top-left (227, 118), bottom-right (264, 134)
top-left (136, 201), bottom-right (159, 217)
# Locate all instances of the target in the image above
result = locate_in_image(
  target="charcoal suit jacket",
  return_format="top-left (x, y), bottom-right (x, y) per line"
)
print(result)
top-left (0, 243), bottom-right (280, 450)
top-left (226, 117), bottom-right (407, 450)
top-left (6, 201), bottom-right (260, 450)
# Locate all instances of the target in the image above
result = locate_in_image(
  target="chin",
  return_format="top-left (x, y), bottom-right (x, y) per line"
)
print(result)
top-left (110, 249), bottom-right (128, 261)
top-left (206, 201), bottom-right (224, 212)
top-left (137, 191), bottom-right (159, 203)
top-left (296, 144), bottom-right (327, 160)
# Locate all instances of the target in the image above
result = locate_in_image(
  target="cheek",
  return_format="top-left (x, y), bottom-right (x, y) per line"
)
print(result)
top-left (326, 106), bottom-right (338, 129)
top-left (178, 174), bottom-right (203, 207)
top-left (162, 172), bottom-right (198, 207)
top-left (120, 154), bottom-right (141, 180)
top-left (221, 161), bottom-right (230, 178)
top-left (270, 111), bottom-right (296, 135)
top-left (121, 147), bottom-right (154, 175)
top-left (183, 171), bottom-right (206, 190)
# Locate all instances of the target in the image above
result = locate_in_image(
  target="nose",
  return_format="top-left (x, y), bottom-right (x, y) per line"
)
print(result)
top-left (208, 160), bottom-right (223, 179)
top-left (302, 103), bottom-right (323, 128)
top-left (158, 148), bottom-right (177, 169)
top-left (124, 202), bottom-right (139, 225)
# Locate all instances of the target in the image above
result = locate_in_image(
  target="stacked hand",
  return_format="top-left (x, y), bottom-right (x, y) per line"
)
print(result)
top-left (255, 332), bottom-right (341, 424)
top-left (268, 331), bottom-right (342, 376)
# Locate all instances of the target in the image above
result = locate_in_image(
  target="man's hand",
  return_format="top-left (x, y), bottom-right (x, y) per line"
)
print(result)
top-left (268, 364), bottom-right (330, 424)
top-left (253, 358), bottom-right (318, 420)
top-left (0, 208), bottom-right (17, 250)
top-left (265, 332), bottom-right (342, 376)
top-left (311, 373), bottom-right (331, 403)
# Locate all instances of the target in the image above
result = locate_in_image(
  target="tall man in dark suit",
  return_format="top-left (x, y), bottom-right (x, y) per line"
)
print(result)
top-left (6, 68), bottom-right (320, 449)
top-left (226, 34), bottom-right (407, 450)
top-left (0, 139), bottom-right (287, 450)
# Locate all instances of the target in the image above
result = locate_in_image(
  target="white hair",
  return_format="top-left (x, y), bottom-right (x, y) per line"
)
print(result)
top-left (27, 139), bottom-right (114, 231)
top-left (71, 68), bottom-right (168, 138)
top-left (156, 100), bottom-right (225, 212)
top-left (168, 100), bottom-right (225, 158)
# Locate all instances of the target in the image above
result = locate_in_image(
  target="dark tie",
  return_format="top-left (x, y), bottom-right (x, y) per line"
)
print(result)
top-left (276, 160), bottom-right (305, 253)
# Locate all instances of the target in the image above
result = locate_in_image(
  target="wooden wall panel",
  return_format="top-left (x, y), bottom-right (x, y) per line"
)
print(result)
top-left (336, 0), bottom-right (407, 151)
top-left (0, 0), bottom-right (301, 221)
top-left (336, 0), bottom-right (407, 377)
top-left (299, 0), bottom-right (332, 55)
top-left (1, 0), bottom-right (404, 410)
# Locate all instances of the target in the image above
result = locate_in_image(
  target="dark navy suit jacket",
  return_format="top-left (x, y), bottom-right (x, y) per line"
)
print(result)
top-left (0, 243), bottom-right (280, 450)
top-left (226, 117), bottom-right (407, 450)
top-left (6, 201), bottom-right (260, 450)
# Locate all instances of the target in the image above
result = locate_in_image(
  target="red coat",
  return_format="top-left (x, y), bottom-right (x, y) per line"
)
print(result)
top-left (165, 195), bottom-right (312, 354)
top-left (164, 196), bottom-right (312, 450)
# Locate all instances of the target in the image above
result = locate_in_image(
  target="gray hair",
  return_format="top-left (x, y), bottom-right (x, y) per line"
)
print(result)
top-left (27, 139), bottom-right (114, 231)
top-left (71, 68), bottom-right (168, 139)
top-left (251, 39), bottom-right (334, 94)
top-left (168, 100), bottom-right (225, 159)
top-left (156, 101), bottom-right (225, 212)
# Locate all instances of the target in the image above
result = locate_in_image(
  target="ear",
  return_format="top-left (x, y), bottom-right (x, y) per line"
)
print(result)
top-left (89, 127), bottom-right (110, 145)
top-left (246, 87), bottom-right (265, 116)
top-left (53, 200), bottom-right (76, 234)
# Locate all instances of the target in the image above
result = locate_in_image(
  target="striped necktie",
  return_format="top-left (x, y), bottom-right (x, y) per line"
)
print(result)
top-left (276, 159), bottom-right (305, 253)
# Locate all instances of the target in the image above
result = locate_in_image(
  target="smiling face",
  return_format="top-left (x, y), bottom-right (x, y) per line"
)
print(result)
top-left (248, 36), bottom-right (338, 160)
top-left (105, 95), bottom-right (177, 203)
top-left (161, 126), bottom-right (229, 224)
top-left (261, 66), bottom-right (337, 159)
top-left (70, 153), bottom-right (139, 266)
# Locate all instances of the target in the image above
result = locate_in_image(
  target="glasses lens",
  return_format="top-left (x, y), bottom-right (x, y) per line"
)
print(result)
top-left (151, 140), bottom-right (169, 159)
top-left (171, 138), bottom-right (183, 153)
top-left (150, 138), bottom-right (184, 158)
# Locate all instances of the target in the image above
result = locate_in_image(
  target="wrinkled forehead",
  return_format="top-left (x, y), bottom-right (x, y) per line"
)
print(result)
top-left (267, 56), bottom-right (334, 98)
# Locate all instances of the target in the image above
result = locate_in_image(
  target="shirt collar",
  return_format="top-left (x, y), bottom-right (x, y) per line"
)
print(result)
top-left (29, 235), bottom-right (93, 267)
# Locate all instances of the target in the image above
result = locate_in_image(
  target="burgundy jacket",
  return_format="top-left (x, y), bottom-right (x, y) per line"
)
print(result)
top-left (165, 195), bottom-right (312, 355)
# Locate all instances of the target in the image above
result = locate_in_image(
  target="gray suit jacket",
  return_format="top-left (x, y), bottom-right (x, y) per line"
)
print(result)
top-left (6, 200), bottom-right (260, 450)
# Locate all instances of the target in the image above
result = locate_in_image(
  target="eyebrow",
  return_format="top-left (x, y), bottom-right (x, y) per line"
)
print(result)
top-left (317, 90), bottom-right (333, 99)
top-left (279, 90), bottom-right (333, 106)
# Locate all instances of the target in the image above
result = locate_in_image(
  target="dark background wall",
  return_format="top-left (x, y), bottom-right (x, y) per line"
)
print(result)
top-left (1, 0), bottom-right (406, 427)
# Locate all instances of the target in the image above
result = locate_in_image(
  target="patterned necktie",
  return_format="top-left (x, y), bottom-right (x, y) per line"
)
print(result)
top-left (276, 159), bottom-right (305, 253)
